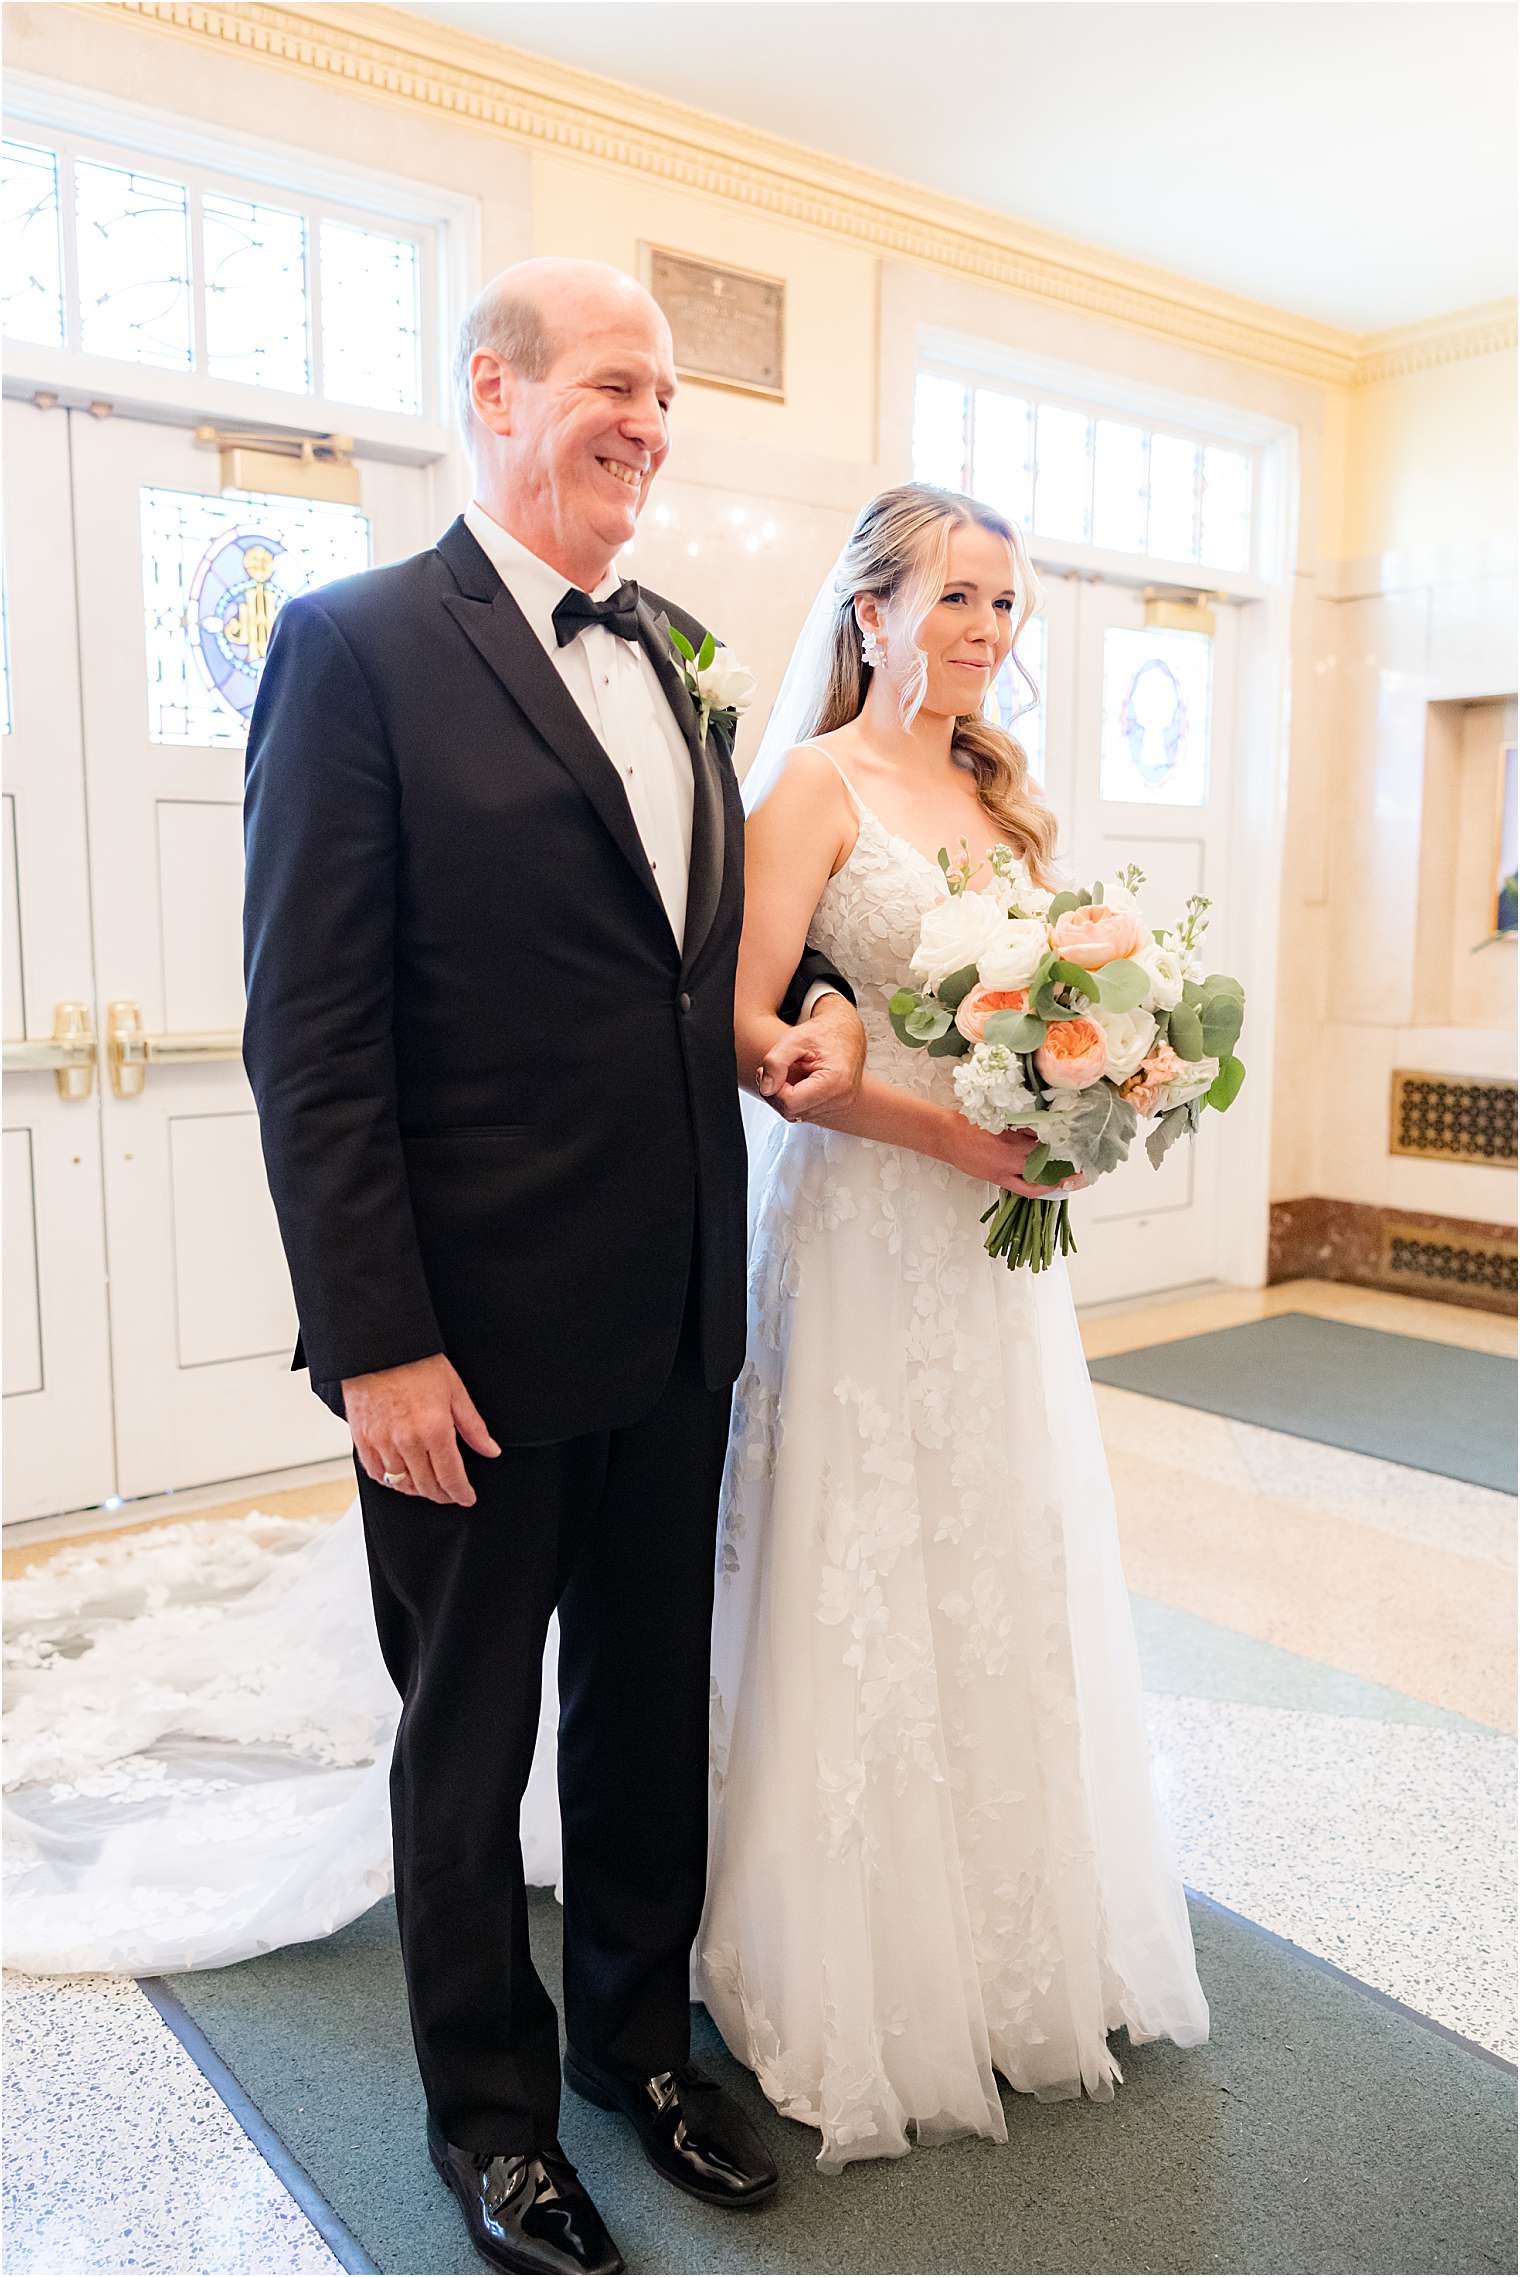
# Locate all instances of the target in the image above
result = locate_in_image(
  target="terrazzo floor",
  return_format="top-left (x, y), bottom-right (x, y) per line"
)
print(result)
top-left (4, 1279), bottom-right (1514, 2274)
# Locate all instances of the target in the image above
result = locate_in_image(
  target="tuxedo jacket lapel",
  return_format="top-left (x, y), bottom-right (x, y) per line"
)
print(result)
top-left (640, 601), bottom-right (726, 979)
top-left (437, 518), bottom-right (668, 928)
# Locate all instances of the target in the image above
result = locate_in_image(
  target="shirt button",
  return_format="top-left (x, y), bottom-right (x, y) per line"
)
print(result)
top-left (679, 992), bottom-right (693, 1014)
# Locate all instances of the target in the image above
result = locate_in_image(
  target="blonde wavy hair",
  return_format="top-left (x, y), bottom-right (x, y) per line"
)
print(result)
top-left (801, 483), bottom-right (1059, 888)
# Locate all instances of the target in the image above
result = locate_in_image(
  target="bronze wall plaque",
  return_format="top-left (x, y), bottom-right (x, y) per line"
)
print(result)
top-left (643, 245), bottom-right (785, 400)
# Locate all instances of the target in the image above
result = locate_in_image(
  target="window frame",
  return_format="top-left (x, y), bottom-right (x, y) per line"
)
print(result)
top-left (914, 328), bottom-right (1291, 600)
top-left (3, 77), bottom-right (477, 465)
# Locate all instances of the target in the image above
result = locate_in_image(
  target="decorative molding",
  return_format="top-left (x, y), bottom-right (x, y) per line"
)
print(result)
top-left (76, 0), bottom-right (1376, 385)
top-left (1355, 301), bottom-right (1518, 387)
top-left (57, 2), bottom-right (1520, 393)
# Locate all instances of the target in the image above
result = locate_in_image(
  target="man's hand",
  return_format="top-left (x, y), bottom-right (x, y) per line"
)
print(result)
top-left (344, 1353), bottom-right (500, 1507)
top-left (756, 992), bottom-right (867, 1123)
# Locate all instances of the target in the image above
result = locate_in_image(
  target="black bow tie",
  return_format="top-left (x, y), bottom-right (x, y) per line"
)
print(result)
top-left (551, 581), bottom-right (641, 648)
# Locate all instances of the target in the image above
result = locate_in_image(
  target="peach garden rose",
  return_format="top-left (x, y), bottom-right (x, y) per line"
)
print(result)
top-left (1049, 902), bottom-right (1147, 971)
top-left (954, 984), bottom-right (1029, 1045)
top-left (1034, 1015), bottom-right (1108, 1091)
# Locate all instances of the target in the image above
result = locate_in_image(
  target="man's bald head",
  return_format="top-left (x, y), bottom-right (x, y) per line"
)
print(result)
top-left (453, 256), bottom-right (678, 591)
top-left (452, 259), bottom-right (669, 439)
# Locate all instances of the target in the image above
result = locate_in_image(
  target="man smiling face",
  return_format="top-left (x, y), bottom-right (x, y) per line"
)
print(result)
top-left (466, 259), bottom-right (679, 593)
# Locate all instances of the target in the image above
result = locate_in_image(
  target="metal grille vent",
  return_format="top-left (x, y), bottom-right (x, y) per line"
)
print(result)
top-left (1381, 1222), bottom-right (1518, 1300)
top-left (1389, 1072), bottom-right (1518, 1168)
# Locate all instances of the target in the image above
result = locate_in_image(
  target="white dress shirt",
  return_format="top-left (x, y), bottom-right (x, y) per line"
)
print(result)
top-left (464, 500), bottom-right (694, 945)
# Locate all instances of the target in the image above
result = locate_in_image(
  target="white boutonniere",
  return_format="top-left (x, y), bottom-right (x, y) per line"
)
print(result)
top-left (666, 624), bottom-right (757, 751)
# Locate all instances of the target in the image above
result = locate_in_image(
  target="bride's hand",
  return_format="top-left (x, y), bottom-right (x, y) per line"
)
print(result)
top-left (948, 1120), bottom-right (1087, 1199)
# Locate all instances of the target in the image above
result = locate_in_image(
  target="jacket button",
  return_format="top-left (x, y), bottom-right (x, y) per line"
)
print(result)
top-left (679, 991), bottom-right (693, 1014)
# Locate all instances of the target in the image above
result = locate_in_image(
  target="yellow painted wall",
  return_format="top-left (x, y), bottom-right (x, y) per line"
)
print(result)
top-left (529, 153), bottom-right (879, 466)
top-left (1343, 348), bottom-right (1518, 564)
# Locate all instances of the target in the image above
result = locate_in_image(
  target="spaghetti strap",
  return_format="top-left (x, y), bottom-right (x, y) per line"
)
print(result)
top-left (795, 740), bottom-right (867, 817)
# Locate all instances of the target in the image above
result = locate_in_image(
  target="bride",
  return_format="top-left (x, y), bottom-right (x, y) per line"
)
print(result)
top-left (4, 481), bottom-right (1206, 2166)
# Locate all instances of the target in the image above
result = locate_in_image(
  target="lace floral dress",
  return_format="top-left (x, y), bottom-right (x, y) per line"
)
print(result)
top-left (695, 772), bottom-right (1209, 2169)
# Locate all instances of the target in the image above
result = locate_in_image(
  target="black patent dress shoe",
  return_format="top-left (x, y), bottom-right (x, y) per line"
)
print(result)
top-left (563, 2050), bottom-right (779, 2207)
top-left (428, 2119), bottom-right (625, 2275)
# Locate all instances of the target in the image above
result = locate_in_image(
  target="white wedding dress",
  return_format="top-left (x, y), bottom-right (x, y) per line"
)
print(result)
top-left (3, 774), bottom-right (1205, 2170)
top-left (694, 767), bottom-right (1208, 2168)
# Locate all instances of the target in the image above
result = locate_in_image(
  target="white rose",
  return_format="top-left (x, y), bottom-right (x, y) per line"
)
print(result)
top-left (695, 652), bottom-right (757, 713)
top-left (910, 889), bottom-right (1010, 994)
top-left (1150, 1055), bottom-right (1219, 1114)
top-left (977, 916), bottom-right (1051, 991)
top-left (1134, 935), bottom-right (1185, 1012)
top-left (1089, 1003), bottom-right (1157, 1083)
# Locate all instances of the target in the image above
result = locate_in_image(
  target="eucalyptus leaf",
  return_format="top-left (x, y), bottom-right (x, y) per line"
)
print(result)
top-left (1145, 1102), bottom-right (1192, 1170)
top-left (1199, 996), bottom-right (1244, 1056)
top-left (938, 963), bottom-right (980, 1010)
top-left (695, 628), bottom-right (716, 672)
top-left (1168, 1003), bottom-right (1205, 1061)
top-left (1032, 1155), bottom-right (1075, 1187)
top-left (1202, 971), bottom-right (1245, 1002)
top-left (905, 1003), bottom-right (953, 1043)
top-left (1022, 1141), bottom-right (1050, 1178)
top-left (1095, 958), bottom-right (1148, 1012)
top-left (668, 626), bottom-right (695, 663)
top-left (889, 1005), bottom-right (928, 1050)
top-left (1048, 958), bottom-right (1099, 1000)
top-left (1092, 880), bottom-right (1105, 903)
top-left (1033, 982), bottom-right (1078, 1022)
top-left (983, 1010), bottom-right (1047, 1051)
top-left (927, 1025), bottom-right (970, 1058)
top-left (1181, 979), bottom-right (1205, 1009)
top-left (1075, 888), bottom-right (1092, 907)
top-left (1046, 890), bottom-right (1081, 922)
top-left (888, 987), bottom-right (921, 1018)
top-left (1206, 1054), bottom-right (1246, 1111)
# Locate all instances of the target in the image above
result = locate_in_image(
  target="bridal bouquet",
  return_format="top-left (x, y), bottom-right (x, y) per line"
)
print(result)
top-left (889, 850), bottom-right (1246, 1272)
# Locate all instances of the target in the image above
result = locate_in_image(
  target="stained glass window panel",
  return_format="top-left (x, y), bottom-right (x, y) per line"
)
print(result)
top-left (140, 486), bottom-right (370, 747)
top-left (203, 191), bottom-right (310, 393)
top-left (1092, 420), bottom-right (1147, 554)
top-left (986, 610), bottom-right (1047, 781)
top-left (1100, 627), bottom-right (1211, 807)
top-left (1146, 433), bottom-right (1201, 562)
top-left (1033, 404), bottom-right (1092, 542)
top-left (971, 389), bottom-right (1032, 525)
top-left (1201, 445), bottom-right (1252, 571)
top-left (75, 158), bottom-right (193, 369)
top-left (2, 140), bottom-right (65, 347)
top-left (320, 221), bottom-right (421, 414)
top-left (912, 373), bottom-right (968, 490)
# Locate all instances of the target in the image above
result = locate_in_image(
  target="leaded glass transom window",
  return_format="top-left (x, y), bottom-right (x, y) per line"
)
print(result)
top-left (141, 487), bottom-right (370, 748)
top-left (1099, 627), bottom-right (1212, 807)
top-left (2, 140), bottom-right (64, 347)
top-left (914, 371), bottom-right (1256, 576)
top-left (2, 128), bottom-right (434, 419)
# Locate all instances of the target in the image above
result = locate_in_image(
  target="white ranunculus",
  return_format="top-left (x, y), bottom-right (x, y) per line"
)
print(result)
top-left (1150, 1055), bottom-right (1219, 1114)
top-left (695, 652), bottom-right (758, 713)
top-left (977, 916), bottom-right (1051, 992)
top-left (910, 889), bottom-right (1010, 994)
top-left (1090, 1003), bottom-right (1157, 1083)
top-left (1134, 935), bottom-right (1185, 1012)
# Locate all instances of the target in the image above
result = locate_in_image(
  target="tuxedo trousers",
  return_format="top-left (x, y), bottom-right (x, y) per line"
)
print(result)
top-left (358, 1276), bottom-right (732, 2153)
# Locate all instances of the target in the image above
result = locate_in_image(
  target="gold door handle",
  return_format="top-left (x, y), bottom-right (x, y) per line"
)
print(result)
top-left (2, 1002), bottom-right (97, 1099)
top-left (107, 1001), bottom-right (244, 1097)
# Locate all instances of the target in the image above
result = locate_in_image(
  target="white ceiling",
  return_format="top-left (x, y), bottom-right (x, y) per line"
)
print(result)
top-left (395, 0), bottom-right (1515, 334)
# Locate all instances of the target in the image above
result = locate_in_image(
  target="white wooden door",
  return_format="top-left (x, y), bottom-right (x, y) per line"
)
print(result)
top-left (66, 413), bottom-right (433, 1499)
top-left (2, 401), bottom-right (116, 1519)
top-left (1057, 578), bottom-right (1240, 1306)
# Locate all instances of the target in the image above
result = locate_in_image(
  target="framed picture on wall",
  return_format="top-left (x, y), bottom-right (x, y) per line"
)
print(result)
top-left (640, 245), bottom-right (785, 400)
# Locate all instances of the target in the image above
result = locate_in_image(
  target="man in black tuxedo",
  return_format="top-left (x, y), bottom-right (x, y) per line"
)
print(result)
top-left (243, 259), bottom-right (862, 2275)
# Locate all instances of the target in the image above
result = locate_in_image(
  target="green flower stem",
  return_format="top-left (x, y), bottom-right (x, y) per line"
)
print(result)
top-left (979, 1189), bottom-right (1076, 1275)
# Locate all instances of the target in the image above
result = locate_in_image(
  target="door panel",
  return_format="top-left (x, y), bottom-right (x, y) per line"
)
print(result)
top-left (1, 400), bottom-right (116, 1519)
